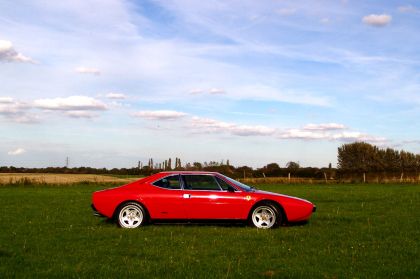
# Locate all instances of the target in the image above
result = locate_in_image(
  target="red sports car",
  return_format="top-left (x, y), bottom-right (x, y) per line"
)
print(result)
top-left (92, 171), bottom-right (316, 229)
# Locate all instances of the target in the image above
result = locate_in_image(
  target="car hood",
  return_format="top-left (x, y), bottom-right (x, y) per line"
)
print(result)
top-left (253, 189), bottom-right (312, 204)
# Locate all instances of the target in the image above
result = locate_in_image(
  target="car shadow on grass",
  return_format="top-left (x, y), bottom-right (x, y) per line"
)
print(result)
top-left (96, 218), bottom-right (308, 228)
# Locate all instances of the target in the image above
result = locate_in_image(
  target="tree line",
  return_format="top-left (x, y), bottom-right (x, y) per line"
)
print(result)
top-left (337, 142), bottom-right (420, 182)
top-left (1, 141), bottom-right (418, 182)
top-left (0, 159), bottom-right (334, 180)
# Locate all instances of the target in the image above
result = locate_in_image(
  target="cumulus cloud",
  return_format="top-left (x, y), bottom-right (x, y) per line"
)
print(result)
top-left (0, 40), bottom-right (35, 63)
top-left (34, 96), bottom-right (107, 111)
top-left (106, 92), bottom-right (126, 99)
top-left (398, 5), bottom-right (420, 14)
top-left (65, 111), bottom-right (97, 118)
top-left (75, 66), bottom-right (101, 75)
top-left (362, 14), bottom-right (392, 27)
top-left (8, 148), bottom-right (26, 155)
top-left (0, 97), bottom-right (29, 115)
top-left (278, 125), bottom-right (386, 143)
top-left (1, 96), bottom-right (108, 122)
top-left (279, 129), bottom-right (327, 140)
top-left (189, 89), bottom-right (204, 95)
top-left (331, 132), bottom-right (387, 143)
top-left (190, 117), bottom-right (275, 136)
top-left (0, 97), bottom-right (14, 103)
top-left (209, 88), bottom-right (226, 95)
top-left (276, 8), bottom-right (297, 16)
top-left (320, 18), bottom-right (330, 24)
top-left (189, 88), bottom-right (226, 95)
top-left (132, 110), bottom-right (188, 120)
top-left (0, 97), bottom-right (41, 123)
top-left (303, 123), bottom-right (346, 131)
top-left (0, 40), bottom-right (34, 63)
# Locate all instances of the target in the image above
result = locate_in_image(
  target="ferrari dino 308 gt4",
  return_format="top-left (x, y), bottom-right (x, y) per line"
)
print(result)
top-left (92, 171), bottom-right (316, 229)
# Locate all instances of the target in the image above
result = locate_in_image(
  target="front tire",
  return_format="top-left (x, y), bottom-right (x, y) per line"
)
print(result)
top-left (250, 203), bottom-right (281, 229)
top-left (117, 202), bottom-right (146, 229)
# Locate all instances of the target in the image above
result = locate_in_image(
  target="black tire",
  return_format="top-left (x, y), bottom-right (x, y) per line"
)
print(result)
top-left (116, 202), bottom-right (146, 229)
top-left (249, 202), bottom-right (282, 229)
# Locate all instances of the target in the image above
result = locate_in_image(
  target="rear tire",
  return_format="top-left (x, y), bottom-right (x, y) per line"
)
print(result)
top-left (117, 202), bottom-right (146, 229)
top-left (249, 203), bottom-right (282, 229)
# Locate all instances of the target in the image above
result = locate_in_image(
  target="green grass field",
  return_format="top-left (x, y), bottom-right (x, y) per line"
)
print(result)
top-left (0, 183), bottom-right (419, 278)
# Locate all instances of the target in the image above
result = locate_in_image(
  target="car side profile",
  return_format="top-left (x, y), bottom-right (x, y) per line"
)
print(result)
top-left (92, 171), bottom-right (316, 229)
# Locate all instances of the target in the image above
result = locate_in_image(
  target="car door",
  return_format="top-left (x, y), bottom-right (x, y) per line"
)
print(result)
top-left (181, 174), bottom-right (248, 219)
top-left (146, 174), bottom-right (187, 219)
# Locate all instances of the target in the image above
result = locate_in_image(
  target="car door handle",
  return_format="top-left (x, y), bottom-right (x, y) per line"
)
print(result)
top-left (183, 194), bottom-right (191, 199)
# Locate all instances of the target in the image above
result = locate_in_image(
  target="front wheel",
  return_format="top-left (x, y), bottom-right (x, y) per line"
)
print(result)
top-left (117, 202), bottom-right (146, 229)
top-left (250, 204), bottom-right (280, 229)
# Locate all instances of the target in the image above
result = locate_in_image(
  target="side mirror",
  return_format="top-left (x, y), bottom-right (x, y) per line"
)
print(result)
top-left (227, 186), bottom-right (235, 192)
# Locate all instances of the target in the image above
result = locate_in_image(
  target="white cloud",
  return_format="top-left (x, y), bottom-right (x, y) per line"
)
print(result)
top-left (189, 88), bottom-right (226, 95)
top-left (34, 96), bottom-right (107, 111)
top-left (209, 88), bottom-right (226, 95)
top-left (320, 18), bottom-right (330, 24)
top-left (65, 111), bottom-right (96, 118)
top-left (1, 96), bottom-right (107, 122)
top-left (279, 129), bottom-right (327, 140)
top-left (106, 92), bottom-right (126, 99)
top-left (75, 66), bottom-right (101, 75)
top-left (362, 14), bottom-right (392, 27)
top-left (8, 148), bottom-right (26, 155)
top-left (190, 116), bottom-right (275, 136)
top-left (0, 40), bottom-right (35, 63)
top-left (231, 125), bottom-right (276, 136)
top-left (0, 97), bottom-right (28, 115)
top-left (0, 97), bottom-right (14, 103)
top-left (189, 89), bottom-right (204, 95)
top-left (191, 117), bottom-right (233, 128)
top-left (132, 110), bottom-right (188, 120)
top-left (303, 123), bottom-right (346, 131)
top-left (279, 127), bottom-right (386, 143)
top-left (331, 132), bottom-right (387, 143)
top-left (276, 8), bottom-right (297, 16)
top-left (0, 97), bottom-right (40, 123)
top-left (398, 5), bottom-right (420, 14)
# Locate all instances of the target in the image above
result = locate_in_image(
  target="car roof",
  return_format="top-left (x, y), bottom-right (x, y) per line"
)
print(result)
top-left (158, 171), bottom-right (219, 175)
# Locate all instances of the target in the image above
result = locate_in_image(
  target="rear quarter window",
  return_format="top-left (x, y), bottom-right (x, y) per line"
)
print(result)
top-left (153, 175), bottom-right (181, 189)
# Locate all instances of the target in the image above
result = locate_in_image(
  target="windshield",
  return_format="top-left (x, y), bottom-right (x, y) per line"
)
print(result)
top-left (221, 175), bottom-right (255, 192)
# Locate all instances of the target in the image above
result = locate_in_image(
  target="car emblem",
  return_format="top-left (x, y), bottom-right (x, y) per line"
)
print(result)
top-left (245, 195), bottom-right (251, 201)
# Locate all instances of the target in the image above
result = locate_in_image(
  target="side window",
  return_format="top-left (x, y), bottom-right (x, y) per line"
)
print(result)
top-left (182, 175), bottom-right (221, 191)
top-left (215, 176), bottom-right (235, 191)
top-left (153, 175), bottom-right (181, 189)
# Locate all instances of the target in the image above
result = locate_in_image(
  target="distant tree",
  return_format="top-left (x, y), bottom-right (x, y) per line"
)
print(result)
top-left (193, 162), bottom-right (202, 170)
top-left (286, 161), bottom-right (300, 171)
top-left (286, 161), bottom-right (300, 180)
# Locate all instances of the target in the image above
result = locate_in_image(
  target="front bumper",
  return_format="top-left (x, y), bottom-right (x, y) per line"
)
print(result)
top-left (91, 204), bottom-right (105, 217)
top-left (312, 205), bottom-right (317, 212)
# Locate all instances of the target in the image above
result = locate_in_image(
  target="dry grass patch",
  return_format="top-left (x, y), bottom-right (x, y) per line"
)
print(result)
top-left (0, 173), bottom-right (139, 185)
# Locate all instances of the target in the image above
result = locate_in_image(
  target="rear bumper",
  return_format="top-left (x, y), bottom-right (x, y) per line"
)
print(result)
top-left (91, 204), bottom-right (105, 217)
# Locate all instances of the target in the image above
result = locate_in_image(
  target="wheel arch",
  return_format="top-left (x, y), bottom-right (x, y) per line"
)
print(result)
top-left (248, 199), bottom-right (288, 223)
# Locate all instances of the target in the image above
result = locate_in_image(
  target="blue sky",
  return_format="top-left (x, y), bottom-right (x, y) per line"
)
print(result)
top-left (1, 0), bottom-right (419, 168)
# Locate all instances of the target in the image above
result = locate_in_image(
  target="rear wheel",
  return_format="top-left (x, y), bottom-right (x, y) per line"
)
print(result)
top-left (250, 204), bottom-right (281, 229)
top-left (117, 202), bottom-right (145, 229)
